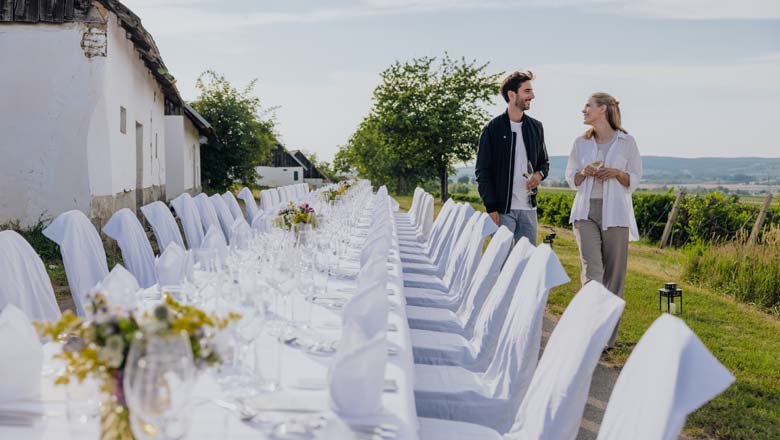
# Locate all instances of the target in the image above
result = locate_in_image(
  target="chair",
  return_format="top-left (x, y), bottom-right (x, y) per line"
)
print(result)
top-left (193, 193), bottom-right (222, 239)
top-left (140, 201), bottom-right (185, 252)
top-left (413, 245), bottom-right (570, 433)
top-left (0, 231), bottom-right (61, 321)
top-left (209, 194), bottom-right (234, 243)
top-left (222, 191), bottom-right (245, 222)
top-left (596, 314), bottom-right (734, 440)
top-left (42, 210), bottom-right (109, 316)
top-left (417, 281), bottom-right (625, 439)
top-left (170, 193), bottom-right (205, 249)
top-left (103, 208), bottom-right (157, 288)
top-left (404, 226), bottom-right (514, 326)
top-left (237, 187), bottom-right (259, 222)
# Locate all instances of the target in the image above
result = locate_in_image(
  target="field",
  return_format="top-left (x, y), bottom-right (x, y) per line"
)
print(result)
top-left (395, 195), bottom-right (780, 440)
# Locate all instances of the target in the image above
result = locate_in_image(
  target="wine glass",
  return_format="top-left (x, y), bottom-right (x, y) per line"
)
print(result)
top-left (124, 332), bottom-right (195, 440)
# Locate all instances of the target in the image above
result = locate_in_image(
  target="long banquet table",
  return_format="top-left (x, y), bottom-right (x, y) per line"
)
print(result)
top-left (0, 195), bottom-right (420, 440)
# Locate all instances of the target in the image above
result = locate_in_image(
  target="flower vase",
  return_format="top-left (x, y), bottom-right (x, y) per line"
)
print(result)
top-left (100, 372), bottom-right (135, 440)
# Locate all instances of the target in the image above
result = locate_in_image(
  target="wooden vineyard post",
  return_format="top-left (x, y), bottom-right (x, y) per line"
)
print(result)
top-left (660, 189), bottom-right (684, 249)
top-left (749, 193), bottom-right (774, 244)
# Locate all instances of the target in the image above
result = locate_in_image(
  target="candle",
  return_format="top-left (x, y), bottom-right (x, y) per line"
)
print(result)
top-left (669, 302), bottom-right (677, 314)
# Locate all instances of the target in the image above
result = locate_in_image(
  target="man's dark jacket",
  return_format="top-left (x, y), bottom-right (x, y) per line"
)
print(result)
top-left (475, 111), bottom-right (550, 214)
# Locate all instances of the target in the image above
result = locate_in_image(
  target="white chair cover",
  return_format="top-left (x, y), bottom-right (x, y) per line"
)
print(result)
top-left (399, 199), bottom-right (457, 260)
top-left (91, 264), bottom-right (139, 310)
top-left (269, 188), bottom-right (281, 208)
top-left (417, 194), bottom-right (435, 242)
top-left (222, 192), bottom-right (245, 222)
top-left (414, 245), bottom-right (570, 433)
top-left (409, 238), bottom-right (535, 369)
top-left (209, 194), bottom-right (235, 243)
top-left (102, 208), bottom-right (156, 288)
top-left (170, 193), bottom-right (205, 250)
top-left (405, 226), bottom-right (514, 327)
top-left (0, 305), bottom-right (43, 402)
top-left (0, 231), bottom-right (61, 322)
top-left (404, 212), bottom-right (493, 292)
top-left (140, 201), bottom-right (185, 253)
top-left (259, 190), bottom-right (274, 211)
top-left (237, 187), bottom-right (259, 223)
top-left (506, 281), bottom-right (625, 440)
top-left (194, 193), bottom-right (222, 238)
top-left (402, 204), bottom-right (474, 276)
top-left (42, 210), bottom-right (108, 316)
top-left (596, 314), bottom-right (735, 440)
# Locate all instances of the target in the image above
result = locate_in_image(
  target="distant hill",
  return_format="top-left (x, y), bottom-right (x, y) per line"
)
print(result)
top-left (453, 156), bottom-right (780, 186)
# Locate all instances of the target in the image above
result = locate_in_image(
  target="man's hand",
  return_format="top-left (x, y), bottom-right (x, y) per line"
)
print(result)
top-left (526, 171), bottom-right (543, 190)
top-left (595, 167), bottom-right (623, 181)
top-left (489, 211), bottom-right (500, 225)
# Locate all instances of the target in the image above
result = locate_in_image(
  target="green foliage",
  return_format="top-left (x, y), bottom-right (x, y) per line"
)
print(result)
top-left (684, 227), bottom-right (780, 313)
top-left (457, 175), bottom-right (470, 184)
top-left (190, 71), bottom-right (278, 191)
top-left (335, 54), bottom-right (501, 199)
top-left (452, 190), bottom-right (779, 246)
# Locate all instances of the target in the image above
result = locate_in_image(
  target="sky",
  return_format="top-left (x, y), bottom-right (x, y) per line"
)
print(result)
top-left (123, 0), bottom-right (780, 162)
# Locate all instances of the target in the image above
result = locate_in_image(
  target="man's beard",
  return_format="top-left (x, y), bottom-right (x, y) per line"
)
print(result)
top-left (516, 96), bottom-right (530, 111)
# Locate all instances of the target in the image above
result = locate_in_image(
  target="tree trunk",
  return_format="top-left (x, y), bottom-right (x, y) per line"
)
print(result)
top-left (439, 166), bottom-right (448, 202)
top-left (397, 175), bottom-right (407, 195)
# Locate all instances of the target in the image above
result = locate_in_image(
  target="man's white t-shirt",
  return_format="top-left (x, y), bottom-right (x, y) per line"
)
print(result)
top-left (510, 120), bottom-right (532, 210)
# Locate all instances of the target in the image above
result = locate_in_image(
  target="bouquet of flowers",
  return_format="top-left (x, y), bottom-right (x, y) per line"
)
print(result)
top-left (35, 294), bottom-right (240, 440)
top-left (274, 201), bottom-right (318, 230)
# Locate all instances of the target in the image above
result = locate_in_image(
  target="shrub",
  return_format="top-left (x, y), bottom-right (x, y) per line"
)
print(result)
top-left (684, 227), bottom-right (780, 314)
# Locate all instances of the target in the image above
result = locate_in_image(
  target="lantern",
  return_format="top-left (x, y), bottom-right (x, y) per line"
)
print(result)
top-left (659, 282), bottom-right (683, 315)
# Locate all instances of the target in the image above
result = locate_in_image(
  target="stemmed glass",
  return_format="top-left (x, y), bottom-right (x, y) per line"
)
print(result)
top-left (124, 332), bottom-right (196, 440)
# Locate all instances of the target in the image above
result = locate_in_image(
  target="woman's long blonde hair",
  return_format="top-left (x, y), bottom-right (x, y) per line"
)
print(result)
top-left (584, 92), bottom-right (628, 139)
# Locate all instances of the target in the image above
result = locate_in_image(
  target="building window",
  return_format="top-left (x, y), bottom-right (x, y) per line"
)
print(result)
top-left (293, 171), bottom-right (299, 181)
top-left (120, 106), bottom-right (127, 134)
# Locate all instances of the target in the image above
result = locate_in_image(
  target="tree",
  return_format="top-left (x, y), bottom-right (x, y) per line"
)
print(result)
top-left (336, 55), bottom-right (500, 200)
top-left (190, 71), bottom-right (278, 191)
top-left (457, 175), bottom-right (470, 184)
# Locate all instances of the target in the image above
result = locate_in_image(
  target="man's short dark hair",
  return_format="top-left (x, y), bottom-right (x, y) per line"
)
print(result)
top-left (500, 71), bottom-right (535, 103)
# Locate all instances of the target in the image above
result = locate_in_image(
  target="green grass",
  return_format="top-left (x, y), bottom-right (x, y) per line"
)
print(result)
top-left (395, 194), bottom-right (780, 440)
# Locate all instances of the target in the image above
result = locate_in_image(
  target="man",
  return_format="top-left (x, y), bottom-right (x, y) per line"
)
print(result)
top-left (475, 70), bottom-right (549, 245)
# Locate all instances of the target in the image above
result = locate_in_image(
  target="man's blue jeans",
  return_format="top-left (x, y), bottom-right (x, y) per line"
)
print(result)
top-left (499, 209), bottom-right (538, 245)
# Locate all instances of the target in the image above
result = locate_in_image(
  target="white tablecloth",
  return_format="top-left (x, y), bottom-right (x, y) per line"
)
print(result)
top-left (0, 206), bottom-right (419, 439)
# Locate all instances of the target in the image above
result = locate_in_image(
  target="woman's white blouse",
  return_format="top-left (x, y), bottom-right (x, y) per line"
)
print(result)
top-left (565, 131), bottom-right (643, 240)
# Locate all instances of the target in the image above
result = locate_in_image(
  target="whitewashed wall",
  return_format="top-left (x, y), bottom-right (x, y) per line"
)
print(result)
top-left (256, 166), bottom-right (304, 187)
top-left (0, 23), bottom-right (102, 226)
top-left (165, 115), bottom-right (201, 199)
top-left (0, 11), bottom-right (171, 227)
top-left (103, 13), bottom-right (166, 195)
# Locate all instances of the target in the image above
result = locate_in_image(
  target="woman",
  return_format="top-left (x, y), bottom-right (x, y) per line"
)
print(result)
top-left (565, 92), bottom-right (642, 348)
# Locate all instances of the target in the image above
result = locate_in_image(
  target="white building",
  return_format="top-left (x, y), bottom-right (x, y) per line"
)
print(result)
top-left (0, 0), bottom-right (214, 228)
top-left (255, 145), bottom-right (330, 188)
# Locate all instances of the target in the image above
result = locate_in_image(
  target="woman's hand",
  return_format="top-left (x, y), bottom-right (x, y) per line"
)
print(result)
top-left (596, 168), bottom-right (630, 187)
top-left (581, 164), bottom-right (599, 177)
top-left (596, 167), bottom-right (621, 181)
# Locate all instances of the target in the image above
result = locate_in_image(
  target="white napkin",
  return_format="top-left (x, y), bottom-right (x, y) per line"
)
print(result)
top-left (341, 287), bottom-right (389, 340)
top-left (0, 305), bottom-right (43, 402)
top-left (328, 327), bottom-right (387, 418)
top-left (229, 217), bottom-right (251, 250)
top-left (93, 264), bottom-right (140, 309)
top-left (156, 242), bottom-right (186, 286)
top-left (201, 225), bottom-right (228, 267)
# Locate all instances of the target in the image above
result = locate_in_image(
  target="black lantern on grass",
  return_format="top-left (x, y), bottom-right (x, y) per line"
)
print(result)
top-left (659, 282), bottom-right (683, 315)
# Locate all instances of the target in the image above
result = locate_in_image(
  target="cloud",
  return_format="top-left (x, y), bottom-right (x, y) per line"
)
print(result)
top-left (123, 0), bottom-right (780, 36)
